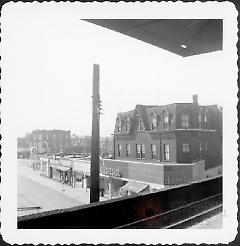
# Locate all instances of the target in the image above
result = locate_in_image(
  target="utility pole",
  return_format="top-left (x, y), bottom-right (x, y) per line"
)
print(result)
top-left (90, 64), bottom-right (100, 203)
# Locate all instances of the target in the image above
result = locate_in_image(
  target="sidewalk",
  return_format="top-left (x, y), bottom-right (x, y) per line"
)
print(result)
top-left (18, 160), bottom-right (108, 205)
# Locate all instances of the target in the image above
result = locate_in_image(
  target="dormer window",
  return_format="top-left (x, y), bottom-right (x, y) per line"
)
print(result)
top-left (151, 113), bottom-right (157, 130)
top-left (125, 118), bottom-right (130, 132)
top-left (163, 111), bottom-right (169, 129)
top-left (138, 118), bottom-right (144, 131)
top-left (116, 118), bottom-right (121, 132)
top-left (182, 114), bottom-right (189, 128)
top-left (204, 114), bottom-right (207, 123)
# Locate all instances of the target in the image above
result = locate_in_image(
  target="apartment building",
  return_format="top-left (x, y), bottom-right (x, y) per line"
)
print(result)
top-left (113, 95), bottom-right (222, 169)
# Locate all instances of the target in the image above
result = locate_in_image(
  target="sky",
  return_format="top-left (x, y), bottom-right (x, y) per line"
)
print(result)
top-left (2, 3), bottom-right (232, 138)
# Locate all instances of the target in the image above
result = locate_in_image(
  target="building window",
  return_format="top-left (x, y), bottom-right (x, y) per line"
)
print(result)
top-left (125, 120), bottom-right (130, 132)
top-left (164, 144), bottom-right (170, 161)
top-left (141, 145), bottom-right (145, 159)
top-left (136, 144), bottom-right (145, 159)
top-left (151, 144), bottom-right (157, 159)
top-left (138, 118), bottom-right (144, 131)
top-left (126, 144), bottom-right (130, 157)
top-left (199, 114), bottom-right (202, 122)
top-left (182, 114), bottom-right (189, 128)
top-left (116, 118), bottom-right (121, 132)
top-left (205, 142), bottom-right (208, 152)
top-left (163, 111), bottom-right (169, 129)
top-left (157, 115), bottom-right (161, 126)
top-left (117, 144), bottom-right (122, 156)
top-left (182, 143), bottom-right (190, 153)
top-left (151, 114), bottom-right (157, 130)
top-left (199, 114), bottom-right (202, 128)
top-left (204, 115), bottom-right (207, 123)
top-left (200, 142), bottom-right (203, 152)
top-left (136, 144), bottom-right (141, 159)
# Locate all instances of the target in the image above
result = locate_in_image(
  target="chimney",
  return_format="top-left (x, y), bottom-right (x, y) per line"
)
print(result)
top-left (192, 94), bottom-right (198, 105)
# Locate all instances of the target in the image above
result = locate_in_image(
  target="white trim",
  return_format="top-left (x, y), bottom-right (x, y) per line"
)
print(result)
top-left (108, 158), bottom-right (202, 166)
top-left (100, 174), bottom-right (165, 189)
top-left (175, 129), bottom-right (216, 132)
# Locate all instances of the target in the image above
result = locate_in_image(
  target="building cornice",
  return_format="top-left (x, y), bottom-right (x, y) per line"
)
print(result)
top-left (174, 129), bottom-right (216, 132)
top-left (112, 132), bottom-right (131, 136)
top-left (113, 128), bottom-right (217, 136)
top-left (146, 129), bottom-right (175, 134)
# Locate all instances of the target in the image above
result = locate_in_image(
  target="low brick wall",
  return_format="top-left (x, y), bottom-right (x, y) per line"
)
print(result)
top-left (102, 159), bottom-right (164, 184)
top-left (102, 159), bottom-right (205, 186)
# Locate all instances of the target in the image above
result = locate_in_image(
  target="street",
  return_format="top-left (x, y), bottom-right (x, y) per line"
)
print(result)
top-left (18, 159), bottom-right (86, 216)
top-left (18, 175), bottom-right (82, 216)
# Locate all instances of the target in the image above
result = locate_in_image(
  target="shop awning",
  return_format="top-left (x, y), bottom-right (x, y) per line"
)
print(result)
top-left (120, 181), bottom-right (149, 194)
top-left (51, 165), bottom-right (71, 172)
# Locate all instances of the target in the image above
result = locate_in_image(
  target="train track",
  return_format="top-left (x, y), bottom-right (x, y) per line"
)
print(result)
top-left (165, 204), bottom-right (222, 228)
top-left (115, 193), bottom-right (222, 229)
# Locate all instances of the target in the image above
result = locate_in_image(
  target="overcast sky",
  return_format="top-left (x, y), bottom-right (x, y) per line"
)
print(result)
top-left (2, 3), bottom-right (231, 138)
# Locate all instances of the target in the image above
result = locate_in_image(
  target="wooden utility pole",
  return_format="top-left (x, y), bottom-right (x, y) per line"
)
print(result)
top-left (90, 64), bottom-right (100, 203)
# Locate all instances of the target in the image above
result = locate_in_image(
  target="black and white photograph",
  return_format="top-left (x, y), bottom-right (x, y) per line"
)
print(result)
top-left (1, 2), bottom-right (238, 245)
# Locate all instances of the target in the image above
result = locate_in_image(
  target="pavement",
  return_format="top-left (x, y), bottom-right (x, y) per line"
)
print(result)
top-left (190, 212), bottom-right (223, 229)
top-left (18, 159), bottom-right (108, 216)
top-left (18, 175), bottom-right (82, 216)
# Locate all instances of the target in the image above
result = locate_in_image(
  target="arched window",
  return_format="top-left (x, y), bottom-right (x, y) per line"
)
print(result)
top-left (163, 110), bottom-right (169, 129)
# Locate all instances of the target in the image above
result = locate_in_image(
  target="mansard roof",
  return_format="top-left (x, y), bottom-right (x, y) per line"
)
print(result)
top-left (115, 105), bottom-right (157, 133)
top-left (114, 101), bottom-right (222, 134)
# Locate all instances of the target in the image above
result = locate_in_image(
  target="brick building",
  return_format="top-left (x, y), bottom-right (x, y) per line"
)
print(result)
top-left (113, 95), bottom-right (222, 170)
top-left (28, 129), bottom-right (71, 154)
top-left (71, 135), bottom-right (91, 154)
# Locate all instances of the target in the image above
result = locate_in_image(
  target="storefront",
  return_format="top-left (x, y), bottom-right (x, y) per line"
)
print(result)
top-left (39, 157), bottom-right (50, 177)
top-left (72, 160), bottom-right (90, 189)
top-left (50, 163), bottom-right (73, 187)
top-left (38, 157), bottom-right (206, 199)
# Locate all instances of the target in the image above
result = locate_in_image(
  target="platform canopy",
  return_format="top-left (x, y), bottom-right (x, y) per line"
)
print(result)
top-left (83, 19), bottom-right (223, 57)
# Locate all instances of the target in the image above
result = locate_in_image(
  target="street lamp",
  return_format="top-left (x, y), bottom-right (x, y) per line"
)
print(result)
top-left (44, 140), bottom-right (48, 155)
